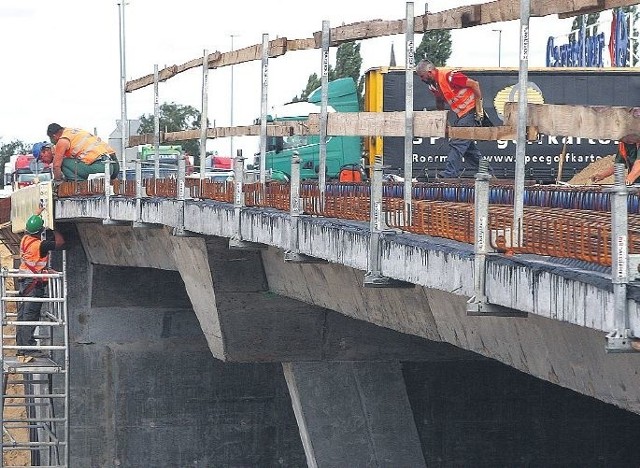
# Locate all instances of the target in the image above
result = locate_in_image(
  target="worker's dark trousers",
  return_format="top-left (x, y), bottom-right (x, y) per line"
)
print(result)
top-left (443, 110), bottom-right (484, 177)
top-left (16, 278), bottom-right (45, 350)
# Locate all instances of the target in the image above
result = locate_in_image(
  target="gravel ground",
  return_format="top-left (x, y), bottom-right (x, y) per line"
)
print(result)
top-left (567, 154), bottom-right (616, 185)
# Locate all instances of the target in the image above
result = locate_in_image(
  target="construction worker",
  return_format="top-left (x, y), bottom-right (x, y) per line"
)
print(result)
top-left (416, 59), bottom-right (489, 178)
top-left (32, 141), bottom-right (53, 165)
top-left (46, 123), bottom-right (119, 182)
top-left (17, 207), bottom-right (64, 359)
top-left (591, 136), bottom-right (640, 185)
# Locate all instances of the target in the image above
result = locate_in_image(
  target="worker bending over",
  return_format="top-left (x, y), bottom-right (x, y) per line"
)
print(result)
top-left (591, 135), bottom-right (640, 185)
top-left (416, 59), bottom-right (490, 178)
top-left (45, 123), bottom-right (119, 181)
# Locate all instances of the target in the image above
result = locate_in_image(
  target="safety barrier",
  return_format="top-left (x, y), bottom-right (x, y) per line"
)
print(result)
top-left (56, 177), bottom-right (640, 266)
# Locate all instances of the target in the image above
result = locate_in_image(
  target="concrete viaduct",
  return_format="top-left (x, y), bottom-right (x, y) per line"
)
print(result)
top-left (49, 192), bottom-right (640, 466)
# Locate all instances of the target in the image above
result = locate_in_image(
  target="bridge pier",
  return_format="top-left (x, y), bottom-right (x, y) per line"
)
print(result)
top-left (283, 361), bottom-right (426, 467)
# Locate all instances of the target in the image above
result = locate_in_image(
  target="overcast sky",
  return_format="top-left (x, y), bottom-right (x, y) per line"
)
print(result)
top-left (0, 0), bottom-right (591, 156)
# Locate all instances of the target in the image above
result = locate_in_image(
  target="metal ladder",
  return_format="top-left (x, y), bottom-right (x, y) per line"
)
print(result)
top-left (1, 252), bottom-right (69, 468)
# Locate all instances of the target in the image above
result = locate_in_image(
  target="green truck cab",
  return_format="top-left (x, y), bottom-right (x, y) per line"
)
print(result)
top-left (256, 77), bottom-right (362, 180)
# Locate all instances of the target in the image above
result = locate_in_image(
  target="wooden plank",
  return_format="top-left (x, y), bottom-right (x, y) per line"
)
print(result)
top-left (317, 19), bottom-right (405, 46)
top-left (447, 125), bottom-right (520, 141)
top-left (125, 0), bottom-right (640, 92)
top-left (127, 122), bottom-right (311, 147)
top-left (504, 103), bottom-right (640, 141)
top-left (306, 111), bottom-right (448, 137)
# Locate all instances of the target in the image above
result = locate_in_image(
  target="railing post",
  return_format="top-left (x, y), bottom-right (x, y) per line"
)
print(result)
top-left (364, 155), bottom-right (412, 288)
top-left (102, 159), bottom-right (115, 225)
top-left (172, 153), bottom-right (187, 236)
top-left (467, 160), bottom-right (526, 317)
top-left (285, 152), bottom-right (325, 263)
top-left (229, 149), bottom-right (264, 250)
top-left (605, 163), bottom-right (638, 352)
top-left (132, 158), bottom-right (154, 229)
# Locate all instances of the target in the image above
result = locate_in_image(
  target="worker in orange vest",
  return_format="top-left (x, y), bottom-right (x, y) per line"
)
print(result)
top-left (416, 59), bottom-right (490, 178)
top-left (45, 123), bottom-right (119, 182)
top-left (17, 207), bottom-right (64, 359)
top-left (591, 134), bottom-right (640, 185)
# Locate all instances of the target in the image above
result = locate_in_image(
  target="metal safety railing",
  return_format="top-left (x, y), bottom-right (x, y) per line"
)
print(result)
top-left (56, 175), bottom-right (640, 267)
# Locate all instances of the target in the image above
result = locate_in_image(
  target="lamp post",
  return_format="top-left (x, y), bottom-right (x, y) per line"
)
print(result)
top-left (492, 29), bottom-right (502, 67)
top-left (230, 34), bottom-right (238, 158)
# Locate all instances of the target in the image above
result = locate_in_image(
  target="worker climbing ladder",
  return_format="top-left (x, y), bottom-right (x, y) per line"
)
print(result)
top-left (0, 252), bottom-right (69, 468)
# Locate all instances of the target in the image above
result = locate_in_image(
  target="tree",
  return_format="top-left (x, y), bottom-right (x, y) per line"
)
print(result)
top-left (138, 102), bottom-right (206, 161)
top-left (415, 30), bottom-right (452, 66)
top-left (293, 41), bottom-right (364, 108)
top-left (0, 139), bottom-right (28, 180)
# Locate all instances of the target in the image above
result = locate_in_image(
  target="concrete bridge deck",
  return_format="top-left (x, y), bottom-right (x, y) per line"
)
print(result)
top-left (55, 194), bottom-right (640, 418)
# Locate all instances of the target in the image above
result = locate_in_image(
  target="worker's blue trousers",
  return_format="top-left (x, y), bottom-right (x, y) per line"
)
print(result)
top-left (442, 110), bottom-right (484, 177)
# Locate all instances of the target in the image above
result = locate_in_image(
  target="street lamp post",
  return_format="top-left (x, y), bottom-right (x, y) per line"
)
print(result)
top-left (492, 29), bottom-right (502, 67)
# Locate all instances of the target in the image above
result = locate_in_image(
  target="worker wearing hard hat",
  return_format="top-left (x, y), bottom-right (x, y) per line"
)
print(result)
top-left (17, 206), bottom-right (64, 360)
top-left (45, 123), bottom-right (119, 181)
top-left (591, 135), bottom-right (640, 185)
top-left (32, 141), bottom-right (53, 164)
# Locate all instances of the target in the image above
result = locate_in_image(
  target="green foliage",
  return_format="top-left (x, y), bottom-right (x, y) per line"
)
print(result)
top-left (0, 139), bottom-right (28, 181)
top-left (138, 102), bottom-right (206, 159)
top-left (293, 42), bottom-right (364, 109)
top-left (415, 30), bottom-right (452, 66)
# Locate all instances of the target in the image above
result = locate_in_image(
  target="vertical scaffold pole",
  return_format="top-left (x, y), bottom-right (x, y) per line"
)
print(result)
top-left (200, 49), bottom-right (209, 179)
top-left (153, 64), bottom-right (161, 179)
top-left (319, 20), bottom-right (330, 212)
top-left (606, 163), bottom-right (634, 352)
top-left (259, 33), bottom-right (269, 191)
top-left (364, 156), bottom-right (412, 289)
top-left (404, 2), bottom-right (415, 225)
top-left (512, 0), bottom-right (530, 248)
top-left (467, 160), bottom-right (525, 317)
top-left (118, 1), bottom-right (128, 182)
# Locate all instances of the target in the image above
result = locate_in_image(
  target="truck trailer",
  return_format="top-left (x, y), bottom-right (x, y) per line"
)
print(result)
top-left (364, 66), bottom-right (640, 182)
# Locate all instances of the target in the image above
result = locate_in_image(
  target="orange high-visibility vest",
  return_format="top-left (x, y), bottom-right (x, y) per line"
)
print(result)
top-left (435, 69), bottom-right (476, 118)
top-left (19, 236), bottom-right (48, 274)
top-left (619, 142), bottom-right (640, 168)
top-left (59, 128), bottom-right (115, 165)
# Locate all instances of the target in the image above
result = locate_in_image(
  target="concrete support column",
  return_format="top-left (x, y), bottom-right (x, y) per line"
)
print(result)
top-left (283, 361), bottom-right (426, 468)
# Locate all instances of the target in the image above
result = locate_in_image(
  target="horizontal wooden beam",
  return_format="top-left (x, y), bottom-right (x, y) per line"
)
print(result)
top-left (127, 111), bottom-right (539, 147)
top-left (307, 111), bottom-right (448, 137)
top-left (505, 103), bottom-right (640, 141)
top-left (128, 103), bottom-right (640, 147)
top-left (125, 0), bottom-right (640, 92)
